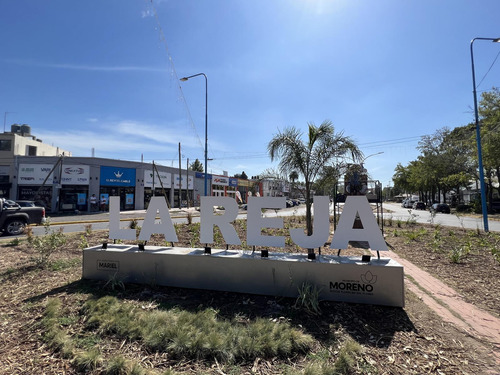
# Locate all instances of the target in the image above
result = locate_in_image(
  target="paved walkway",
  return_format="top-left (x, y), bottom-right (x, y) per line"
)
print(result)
top-left (377, 249), bottom-right (500, 365)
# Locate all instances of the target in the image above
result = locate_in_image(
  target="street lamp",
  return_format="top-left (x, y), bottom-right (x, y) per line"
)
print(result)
top-left (180, 73), bottom-right (209, 197)
top-left (470, 37), bottom-right (500, 232)
top-left (360, 151), bottom-right (384, 168)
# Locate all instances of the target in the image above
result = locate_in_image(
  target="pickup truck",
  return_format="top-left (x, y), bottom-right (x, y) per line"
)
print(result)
top-left (0, 198), bottom-right (46, 236)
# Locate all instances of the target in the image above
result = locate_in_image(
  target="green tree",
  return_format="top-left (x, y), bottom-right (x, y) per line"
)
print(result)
top-left (268, 120), bottom-right (362, 259)
top-left (189, 159), bottom-right (204, 172)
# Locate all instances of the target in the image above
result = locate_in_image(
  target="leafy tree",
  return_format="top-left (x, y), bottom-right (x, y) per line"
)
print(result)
top-left (189, 159), bottom-right (204, 172)
top-left (234, 171), bottom-right (249, 180)
top-left (268, 120), bottom-right (362, 259)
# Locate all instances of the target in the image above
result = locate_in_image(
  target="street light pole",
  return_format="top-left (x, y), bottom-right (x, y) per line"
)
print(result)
top-left (180, 73), bottom-right (209, 197)
top-left (360, 151), bottom-right (384, 168)
top-left (470, 37), bottom-right (500, 232)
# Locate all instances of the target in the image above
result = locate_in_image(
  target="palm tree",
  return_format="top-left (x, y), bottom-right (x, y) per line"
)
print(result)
top-left (268, 120), bottom-right (362, 259)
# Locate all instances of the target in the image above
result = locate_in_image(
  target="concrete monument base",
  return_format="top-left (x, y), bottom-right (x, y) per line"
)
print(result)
top-left (83, 245), bottom-right (404, 307)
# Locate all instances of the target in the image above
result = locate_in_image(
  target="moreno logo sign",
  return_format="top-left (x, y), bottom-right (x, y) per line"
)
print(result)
top-left (108, 195), bottom-right (388, 252)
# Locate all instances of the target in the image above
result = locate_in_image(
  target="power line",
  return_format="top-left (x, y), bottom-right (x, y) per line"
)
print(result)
top-left (476, 49), bottom-right (500, 89)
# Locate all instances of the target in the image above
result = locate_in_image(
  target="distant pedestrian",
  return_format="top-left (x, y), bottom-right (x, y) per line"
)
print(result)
top-left (100, 196), bottom-right (107, 211)
top-left (90, 194), bottom-right (97, 211)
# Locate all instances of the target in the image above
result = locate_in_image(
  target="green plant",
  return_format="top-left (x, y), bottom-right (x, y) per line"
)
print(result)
top-left (27, 219), bottom-right (67, 268)
top-left (129, 219), bottom-right (139, 229)
top-left (82, 296), bottom-right (313, 362)
top-left (104, 273), bottom-right (125, 291)
top-left (333, 339), bottom-right (362, 374)
top-left (104, 355), bottom-right (128, 375)
top-left (79, 234), bottom-right (89, 249)
top-left (186, 212), bottom-right (193, 225)
top-left (6, 237), bottom-right (21, 246)
top-left (72, 348), bottom-right (103, 372)
top-left (449, 246), bottom-right (467, 263)
top-left (294, 282), bottom-right (322, 315)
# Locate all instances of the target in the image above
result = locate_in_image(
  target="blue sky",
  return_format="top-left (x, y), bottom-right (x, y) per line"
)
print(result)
top-left (1, 0), bottom-right (499, 188)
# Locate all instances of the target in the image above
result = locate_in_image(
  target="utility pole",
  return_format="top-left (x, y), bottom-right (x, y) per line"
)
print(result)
top-left (178, 142), bottom-right (182, 208)
top-left (186, 158), bottom-right (190, 208)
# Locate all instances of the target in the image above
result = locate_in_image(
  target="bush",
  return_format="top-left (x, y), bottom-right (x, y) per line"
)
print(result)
top-left (28, 219), bottom-right (67, 268)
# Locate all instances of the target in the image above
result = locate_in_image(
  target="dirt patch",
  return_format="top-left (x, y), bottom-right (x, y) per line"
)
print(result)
top-left (0, 219), bottom-right (499, 374)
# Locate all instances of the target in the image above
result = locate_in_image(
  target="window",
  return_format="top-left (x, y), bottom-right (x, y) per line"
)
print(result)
top-left (27, 146), bottom-right (37, 156)
top-left (0, 140), bottom-right (12, 151)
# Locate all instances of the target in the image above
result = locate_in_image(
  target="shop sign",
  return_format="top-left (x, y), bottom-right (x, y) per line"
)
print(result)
top-left (144, 170), bottom-right (171, 188)
top-left (0, 166), bottom-right (9, 176)
top-left (61, 165), bottom-right (90, 185)
top-left (195, 172), bottom-right (212, 180)
top-left (229, 178), bottom-right (238, 187)
top-left (173, 174), bottom-right (193, 189)
top-left (18, 164), bottom-right (54, 185)
top-left (212, 176), bottom-right (229, 186)
top-left (100, 166), bottom-right (136, 187)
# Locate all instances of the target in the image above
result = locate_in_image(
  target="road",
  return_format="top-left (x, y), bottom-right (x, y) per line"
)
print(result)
top-left (382, 202), bottom-right (500, 232)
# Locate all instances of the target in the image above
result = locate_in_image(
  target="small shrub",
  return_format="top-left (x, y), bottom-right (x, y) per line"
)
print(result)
top-left (28, 220), bottom-right (67, 268)
top-left (449, 247), bottom-right (467, 263)
top-left (79, 234), bottom-right (89, 249)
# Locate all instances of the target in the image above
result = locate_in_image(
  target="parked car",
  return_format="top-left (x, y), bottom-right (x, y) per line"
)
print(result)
top-left (430, 203), bottom-right (450, 214)
top-left (15, 200), bottom-right (45, 208)
top-left (403, 199), bottom-right (415, 208)
top-left (0, 198), bottom-right (46, 235)
top-left (412, 201), bottom-right (426, 210)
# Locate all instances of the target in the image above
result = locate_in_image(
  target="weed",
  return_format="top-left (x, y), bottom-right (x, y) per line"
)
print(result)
top-left (396, 219), bottom-right (402, 228)
top-left (294, 282), bottom-right (322, 315)
top-left (104, 273), bottom-right (126, 291)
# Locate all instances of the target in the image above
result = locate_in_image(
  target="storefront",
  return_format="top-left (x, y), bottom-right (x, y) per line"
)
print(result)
top-left (0, 166), bottom-right (11, 198)
top-left (59, 164), bottom-right (90, 212)
top-left (212, 175), bottom-right (238, 199)
top-left (100, 166), bottom-right (136, 211)
top-left (173, 173), bottom-right (194, 207)
top-left (17, 163), bottom-right (54, 210)
top-left (144, 169), bottom-right (172, 208)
